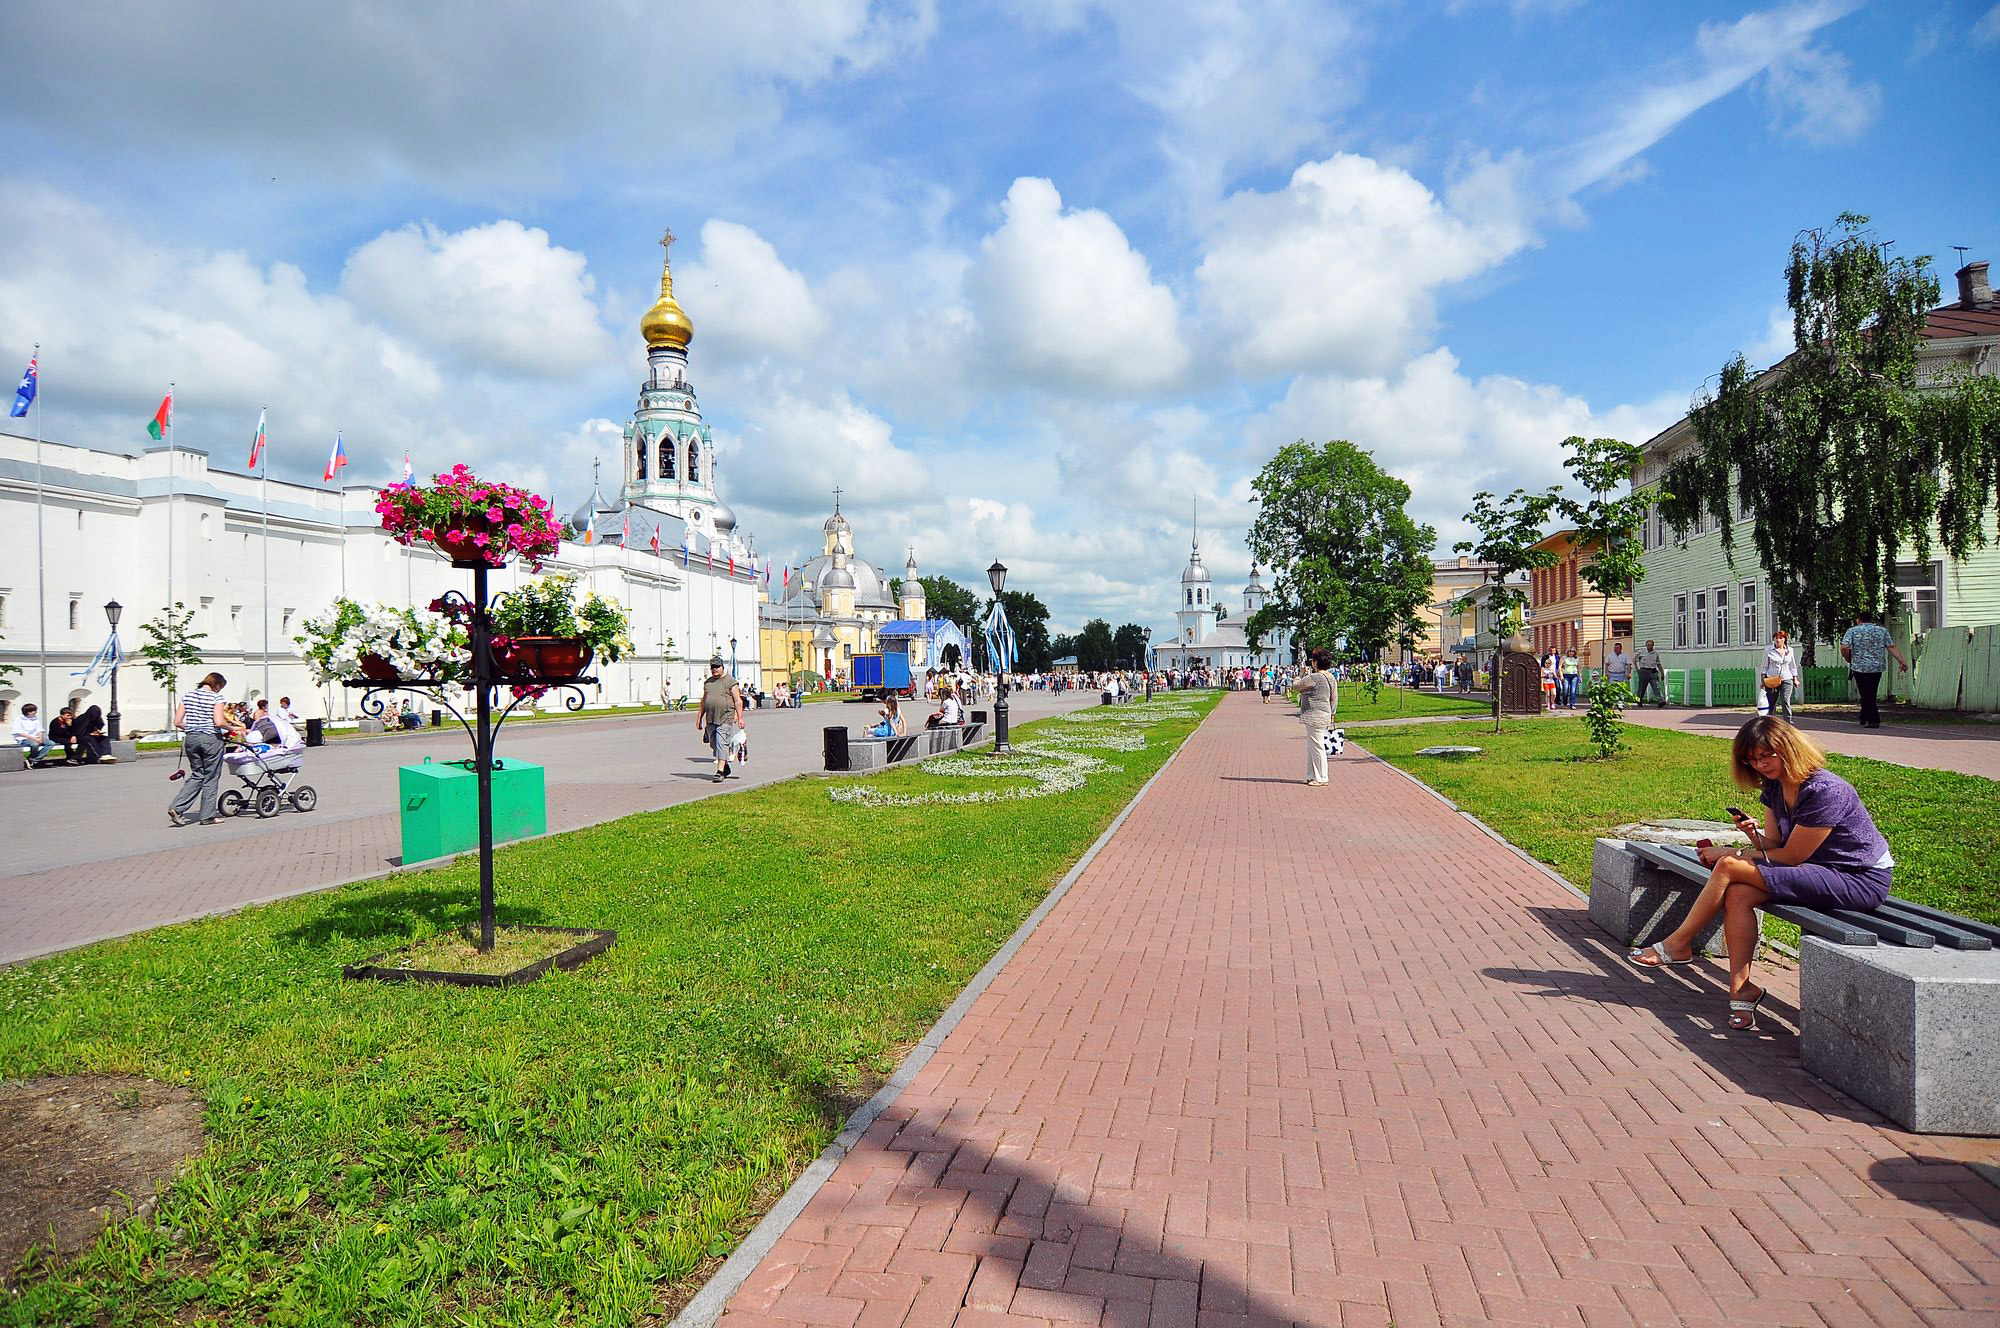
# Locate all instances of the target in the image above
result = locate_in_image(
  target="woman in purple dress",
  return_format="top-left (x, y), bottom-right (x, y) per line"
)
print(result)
top-left (1628, 716), bottom-right (1893, 1029)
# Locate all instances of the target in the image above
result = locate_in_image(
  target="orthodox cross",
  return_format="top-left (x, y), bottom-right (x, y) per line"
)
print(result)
top-left (832, 485), bottom-right (844, 514)
top-left (659, 228), bottom-right (675, 258)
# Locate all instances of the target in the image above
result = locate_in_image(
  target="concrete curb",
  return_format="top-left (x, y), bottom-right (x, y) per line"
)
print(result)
top-left (667, 706), bottom-right (1207, 1328)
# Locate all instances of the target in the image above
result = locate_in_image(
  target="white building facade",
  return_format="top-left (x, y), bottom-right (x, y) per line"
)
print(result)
top-left (1155, 526), bottom-right (1276, 674)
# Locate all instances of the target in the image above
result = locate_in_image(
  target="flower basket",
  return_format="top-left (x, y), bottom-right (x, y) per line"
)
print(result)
top-left (505, 636), bottom-right (593, 680)
top-left (375, 466), bottom-right (563, 571)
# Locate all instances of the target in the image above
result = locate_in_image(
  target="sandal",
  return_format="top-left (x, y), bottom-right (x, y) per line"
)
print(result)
top-left (1627, 942), bottom-right (1697, 967)
top-left (1728, 985), bottom-right (1765, 1030)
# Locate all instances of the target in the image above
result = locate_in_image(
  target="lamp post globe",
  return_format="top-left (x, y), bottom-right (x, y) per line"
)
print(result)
top-left (104, 600), bottom-right (124, 740)
top-left (985, 561), bottom-right (1010, 753)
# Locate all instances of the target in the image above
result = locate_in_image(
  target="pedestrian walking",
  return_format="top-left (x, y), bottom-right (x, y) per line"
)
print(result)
top-left (1840, 610), bottom-right (1908, 729)
top-left (1632, 640), bottom-right (1666, 707)
top-left (168, 672), bottom-right (232, 825)
top-left (697, 655), bottom-right (745, 782)
top-left (1560, 649), bottom-right (1581, 707)
top-left (1298, 647), bottom-right (1336, 787)
top-left (1759, 629), bottom-right (1800, 720)
top-left (1601, 641), bottom-right (1633, 698)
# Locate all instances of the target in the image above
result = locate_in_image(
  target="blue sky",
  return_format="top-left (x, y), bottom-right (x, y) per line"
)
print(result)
top-left (2, 0), bottom-right (1995, 634)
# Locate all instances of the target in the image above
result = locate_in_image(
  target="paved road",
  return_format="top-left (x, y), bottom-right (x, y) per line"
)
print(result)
top-left (1619, 705), bottom-right (2000, 779)
top-left (0, 689), bottom-right (1103, 967)
top-left (716, 692), bottom-right (2000, 1328)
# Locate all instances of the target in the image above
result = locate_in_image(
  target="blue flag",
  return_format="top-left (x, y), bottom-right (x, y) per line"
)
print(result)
top-left (9, 354), bottom-right (34, 418)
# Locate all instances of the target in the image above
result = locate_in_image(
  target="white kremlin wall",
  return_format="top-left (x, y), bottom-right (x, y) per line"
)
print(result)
top-left (0, 431), bottom-right (761, 730)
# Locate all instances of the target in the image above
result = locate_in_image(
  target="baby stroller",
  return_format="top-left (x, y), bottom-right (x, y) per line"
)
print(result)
top-left (220, 735), bottom-right (317, 818)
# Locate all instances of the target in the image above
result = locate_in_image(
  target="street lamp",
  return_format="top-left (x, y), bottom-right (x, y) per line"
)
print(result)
top-left (729, 635), bottom-right (738, 683)
top-left (104, 600), bottom-right (123, 740)
top-left (1142, 626), bottom-right (1152, 700)
top-left (986, 560), bottom-right (1010, 754)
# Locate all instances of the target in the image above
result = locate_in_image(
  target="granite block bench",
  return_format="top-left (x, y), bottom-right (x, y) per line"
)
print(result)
top-left (1593, 837), bottom-right (2000, 1133)
top-left (831, 721), bottom-right (987, 772)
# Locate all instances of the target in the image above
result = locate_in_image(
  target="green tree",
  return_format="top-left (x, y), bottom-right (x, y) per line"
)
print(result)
top-left (1076, 618), bottom-right (1115, 671)
top-left (1246, 440), bottom-right (1436, 660)
top-left (1113, 623), bottom-right (1149, 669)
top-left (139, 602), bottom-right (208, 699)
top-left (918, 576), bottom-right (982, 636)
top-left (1453, 487), bottom-right (1560, 732)
top-left (1555, 436), bottom-right (1657, 753)
top-left (1661, 213), bottom-right (2000, 657)
top-left (1049, 633), bottom-right (1077, 663)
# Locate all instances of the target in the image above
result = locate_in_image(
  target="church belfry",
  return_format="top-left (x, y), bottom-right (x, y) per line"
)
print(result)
top-left (622, 228), bottom-right (735, 541)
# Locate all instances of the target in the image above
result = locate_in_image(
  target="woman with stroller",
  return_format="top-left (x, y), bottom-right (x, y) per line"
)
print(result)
top-left (169, 672), bottom-right (236, 826)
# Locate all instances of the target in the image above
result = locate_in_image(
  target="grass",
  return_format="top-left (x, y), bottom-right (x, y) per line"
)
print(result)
top-left (378, 927), bottom-right (592, 977)
top-left (0, 695), bottom-right (1215, 1327)
top-left (1274, 684), bottom-right (1492, 724)
top-left (1357, 717), bottom-right (1999, 927)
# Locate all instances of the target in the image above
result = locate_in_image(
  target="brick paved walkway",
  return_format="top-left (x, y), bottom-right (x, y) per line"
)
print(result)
top-left (716, 693), bottom-right (2000, 1328)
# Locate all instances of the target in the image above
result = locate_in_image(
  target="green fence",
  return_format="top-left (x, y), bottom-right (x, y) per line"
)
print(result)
top-left (1710, 668), bottom-right (1757, 706)
top-left (1800, 666), bottom-right (1853, 704)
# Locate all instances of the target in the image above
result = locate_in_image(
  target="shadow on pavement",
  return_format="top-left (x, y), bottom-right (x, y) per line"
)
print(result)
top-left (1482, 904), bottom-right (1889, 1128)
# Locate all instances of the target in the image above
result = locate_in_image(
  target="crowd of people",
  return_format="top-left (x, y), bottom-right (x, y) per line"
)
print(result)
top-left (8, 700), bottom-right (119, 767)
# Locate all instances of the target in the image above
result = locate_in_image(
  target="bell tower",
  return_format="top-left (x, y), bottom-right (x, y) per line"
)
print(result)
top-left (1176, 504), bottom-right (1211, 645)
top-left (622, 227), bottom-right (721, 529)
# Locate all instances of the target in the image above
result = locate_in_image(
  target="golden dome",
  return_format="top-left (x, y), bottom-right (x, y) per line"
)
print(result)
top-left (640, 228), bottom-right (694, 350)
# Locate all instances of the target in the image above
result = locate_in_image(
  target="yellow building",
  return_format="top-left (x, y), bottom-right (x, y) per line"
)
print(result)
top-left (756, 497), bottom-right (933, 691)
top-left (1412, 555), bottom-right (1499, 661)
top-left (1528, 529), bottom-right (1634, 665)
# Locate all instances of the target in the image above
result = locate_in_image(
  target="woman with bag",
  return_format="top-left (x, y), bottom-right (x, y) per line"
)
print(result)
top-left (1298, 647), bottom-right (1336, 786)
top-left (1759, 629), bottom-right (1799, 720)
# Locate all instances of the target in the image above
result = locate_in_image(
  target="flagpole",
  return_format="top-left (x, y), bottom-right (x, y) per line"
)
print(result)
top-left (32, 345), bottom-right (46, 711)
top-left (165, 380), bottom-right (176, 632)
top-left (260, 406), bottom-right (271, 704)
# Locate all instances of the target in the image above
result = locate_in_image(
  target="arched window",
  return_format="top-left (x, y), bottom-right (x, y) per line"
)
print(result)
top-left (687, 440), bottom-right (700, 486)
top-left (1185, 589), bottom-right (1193, 605)
top-left (660, 438), bottom-right (675, 479)
top-left (635, 437), bottom-right (647, 481)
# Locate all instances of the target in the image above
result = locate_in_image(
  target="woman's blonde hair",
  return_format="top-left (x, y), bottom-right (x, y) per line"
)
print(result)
top-left (1730, 715), bottom-right (1825, 789)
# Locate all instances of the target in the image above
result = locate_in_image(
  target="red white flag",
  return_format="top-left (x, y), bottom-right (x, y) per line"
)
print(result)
top-left (247, 409), bottom-right (266, 468)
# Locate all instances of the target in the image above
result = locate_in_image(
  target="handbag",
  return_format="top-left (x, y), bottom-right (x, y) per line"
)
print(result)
top-left (1762, 674), bottom-right (1784, 690)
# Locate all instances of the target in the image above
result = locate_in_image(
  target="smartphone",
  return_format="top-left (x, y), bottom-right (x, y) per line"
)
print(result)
top-left (1725, 805), bottom-right (1748, 821)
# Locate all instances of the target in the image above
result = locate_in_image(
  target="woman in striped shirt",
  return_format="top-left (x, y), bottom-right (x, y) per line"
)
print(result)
top-left (168, 672), bottom-right (232, 826)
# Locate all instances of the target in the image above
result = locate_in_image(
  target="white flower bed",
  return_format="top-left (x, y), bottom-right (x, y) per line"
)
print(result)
top-left (830, 699), bottom-right (1202, 807)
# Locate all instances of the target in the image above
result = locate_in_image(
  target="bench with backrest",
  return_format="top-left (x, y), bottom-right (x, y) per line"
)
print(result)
top-left (1591, 836), bottom-right (2000, 1134)
top-left (831, 719), bottom-right (987, 772)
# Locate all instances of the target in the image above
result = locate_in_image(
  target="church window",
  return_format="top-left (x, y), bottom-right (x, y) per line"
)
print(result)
top-left (635, 437), bottom-right (647, 481)
top-left (1186, 589), bottom-right (1193, 605)
top-left (687, 440), bottom-right (700, 485)
top-left (659, 439), bottom-right (675, 479)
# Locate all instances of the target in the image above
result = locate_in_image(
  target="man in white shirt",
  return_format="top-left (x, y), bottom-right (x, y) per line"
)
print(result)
top-left (1602, 642), bottom-right (1633, 703)
top-left (11, 702), bottom-right (54, 767)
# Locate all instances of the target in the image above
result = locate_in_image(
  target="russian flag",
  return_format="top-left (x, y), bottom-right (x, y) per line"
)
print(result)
top-left (247, 408), bottom-right (266, 469)
top-left (323, 431), bottom-right (348, 482)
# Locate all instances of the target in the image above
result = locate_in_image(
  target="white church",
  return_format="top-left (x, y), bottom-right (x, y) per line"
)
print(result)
top-left (1155, 524), bottom-right (1278, 675)
top-left (0, 232), bottom-right (762, 730)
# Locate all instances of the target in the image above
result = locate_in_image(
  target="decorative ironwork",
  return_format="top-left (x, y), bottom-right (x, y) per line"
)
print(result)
top-left (339, 559), bottom-right (597, 952)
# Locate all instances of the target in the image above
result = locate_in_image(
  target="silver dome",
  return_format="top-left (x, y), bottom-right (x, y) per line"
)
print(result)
top-left (823, 564), bottom-right (856, 590)
top-left (711, 502), bottom-right (737, 533)
top-left (1182, 561), bottom-right (1212, 583)
top-left (823, 510), bottom-right (850, 533)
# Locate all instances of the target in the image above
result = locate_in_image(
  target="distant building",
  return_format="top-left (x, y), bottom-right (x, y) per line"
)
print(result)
top-left (1156, 522), bottom-right (1275, 673)
top-left (1632, 259), bottom-right (2000, 670)
top-left (1527, 530), bottom-right (1632, 666)
top-left (1414, 555), bottom-right (1501, 663)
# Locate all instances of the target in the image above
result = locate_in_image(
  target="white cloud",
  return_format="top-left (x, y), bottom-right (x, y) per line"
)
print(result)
top-left (340, 221), bottom-right (614, 377)
top-left (677, 221), bottom-right (831, 361)
top-left (1976, 3), bottom-right (2000, 44)
top-left (722, 391), bottom-right (933, 519)
top-left (1757, 42), bottom-right (1880, 142)
top-left (1005, 0), bottom-right (1364, 200)
top-left (1746, 303), bottom-right (1796, 366)
top-left (1252, 348), bottom-right (1685, 547)
top-left (1197, 154), bottom-right (1532, 379)
top-left (966, 177), bottom-right (1190, 394)
top-left (0, 1), bottom-right (938, 190)
top-left (0, 183), bottom-right (613, 487)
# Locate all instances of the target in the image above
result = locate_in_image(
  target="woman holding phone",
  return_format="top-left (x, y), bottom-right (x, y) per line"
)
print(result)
top-left (1628, 716), bottom-right (1894, 1029)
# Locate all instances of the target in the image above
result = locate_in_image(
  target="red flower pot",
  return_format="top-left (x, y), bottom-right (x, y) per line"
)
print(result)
top-left (358, 651), bottom-right (401, 682)
top-left (507, 636), bottom-right (592, 679)
top-left (429, 525), bottom-right (504, 567)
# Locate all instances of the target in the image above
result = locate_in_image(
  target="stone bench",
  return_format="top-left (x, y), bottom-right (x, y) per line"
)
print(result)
top-left (0, 746), bottom-right (25, 773)
top-left (1591, 837), bottom-right (2000, 1133)
top-left (834, 722), bottom-right (986, 772)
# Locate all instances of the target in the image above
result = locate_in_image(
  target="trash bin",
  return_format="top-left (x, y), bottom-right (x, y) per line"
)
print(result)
top-left (305, 717), bottom-right (324, 747)
top-left (431, 708), bottom-right (443, 728)
top-left (823, 726), bottom-right (850, 772)
top-left (397, 757), bottom-right (547, 864)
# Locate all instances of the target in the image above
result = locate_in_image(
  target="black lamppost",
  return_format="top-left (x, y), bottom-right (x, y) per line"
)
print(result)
top-left (104, 600), bottom-right (123, 740)
top-left (729, 635), bottom-right (738, 683)
top-left (1142, 627), bottom-right (1152, 700)
top-left (987, 560), bottom-right (1010, 754)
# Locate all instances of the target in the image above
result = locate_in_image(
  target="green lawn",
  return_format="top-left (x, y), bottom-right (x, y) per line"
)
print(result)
top-left (1274, 684), bottom-right (1492, 724)
top-left (1357, 718), bottom-right (1998, 926)
top-left (0, 697), bottom-right (1216, 1327)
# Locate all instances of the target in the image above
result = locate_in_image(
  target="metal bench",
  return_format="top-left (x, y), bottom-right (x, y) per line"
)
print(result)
top-left (1593, 837), bottom-right (2000, 1134)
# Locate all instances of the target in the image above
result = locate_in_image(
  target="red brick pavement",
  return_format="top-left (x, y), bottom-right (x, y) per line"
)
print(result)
top-left (715, 693), bottom-right (2000, 1328)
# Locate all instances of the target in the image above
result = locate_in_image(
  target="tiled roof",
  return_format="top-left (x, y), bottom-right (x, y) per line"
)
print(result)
top-left (1922, 303), bottom-right (2000, 339)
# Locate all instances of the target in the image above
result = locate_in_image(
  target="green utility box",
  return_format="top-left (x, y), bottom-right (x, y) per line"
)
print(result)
top-left (397, 758), bottom-right (547, 865)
